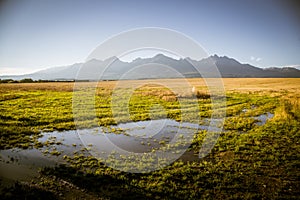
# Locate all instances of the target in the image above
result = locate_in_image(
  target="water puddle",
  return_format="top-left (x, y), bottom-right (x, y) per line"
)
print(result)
top-left (78, 119), bottom-right (210, 153)
top-left (0, 131), bottom-right (84, 183)
top-left (0, 113), bottom-right (271, 181)
top-left (240, 107), bottom-right (274, 126)
top-left (1, 119), bottom-right (215, 181)
top-left (254, 112), bottom-right (274, 126)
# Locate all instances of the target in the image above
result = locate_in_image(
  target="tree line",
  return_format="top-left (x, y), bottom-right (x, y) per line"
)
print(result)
top-left (0, 78), bottom-right (79, 83)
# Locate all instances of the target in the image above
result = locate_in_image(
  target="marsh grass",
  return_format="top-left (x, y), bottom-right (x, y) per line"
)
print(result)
top-left (1, 79), bottom-right (300, 199)
top-left (275, 97), bottom-right (300, 120)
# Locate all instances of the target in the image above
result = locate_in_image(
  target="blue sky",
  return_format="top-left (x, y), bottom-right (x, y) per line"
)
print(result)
top-left (0, 0), bottom-right (299, 75)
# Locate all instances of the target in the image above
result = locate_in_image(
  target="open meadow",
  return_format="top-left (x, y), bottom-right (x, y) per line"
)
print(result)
top-left (0, 78), bottom-right (299, 199)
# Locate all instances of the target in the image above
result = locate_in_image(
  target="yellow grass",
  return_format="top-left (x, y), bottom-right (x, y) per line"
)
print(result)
top-left (1, 78), bottom-right (299, 91)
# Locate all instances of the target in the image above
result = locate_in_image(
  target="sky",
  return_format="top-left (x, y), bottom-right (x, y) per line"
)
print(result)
top-left (0, 0), bottom-right (299, 75)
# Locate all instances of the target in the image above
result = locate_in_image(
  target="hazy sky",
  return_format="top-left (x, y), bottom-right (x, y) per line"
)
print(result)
top-left (0, 0), bottom-right (299, 75)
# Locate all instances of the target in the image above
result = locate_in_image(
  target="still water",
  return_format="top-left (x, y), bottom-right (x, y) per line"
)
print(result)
top-left (0, 113), bottom-right (273, 182)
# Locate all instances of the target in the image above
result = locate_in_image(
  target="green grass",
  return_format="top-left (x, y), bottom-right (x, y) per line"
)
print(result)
top-left (0, 79), bottom-right (299, 199)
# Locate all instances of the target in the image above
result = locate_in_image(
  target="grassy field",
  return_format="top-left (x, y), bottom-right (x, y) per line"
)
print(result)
top-left (0, 78), bottom-right (300, 199)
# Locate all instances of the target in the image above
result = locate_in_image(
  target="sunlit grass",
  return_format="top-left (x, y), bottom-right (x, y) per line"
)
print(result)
top-left (0, 78), bottom-right (299, 199)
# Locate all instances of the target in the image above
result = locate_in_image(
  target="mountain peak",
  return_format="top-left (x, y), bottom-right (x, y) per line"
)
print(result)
top-left (87, 58), bottom-right (100, 63)
top-left (154, 53), bottom-right (165, 58)
top-left (103, 56), bottom-right (120, 63)
top-left (210, 54), bottom-right (232, 60)
top-left (152, 53), bottom-right (177, 61)
top-left (86, 56), bottom-right (120, 63)
top-left (211, 54), bottom-right (220, 59)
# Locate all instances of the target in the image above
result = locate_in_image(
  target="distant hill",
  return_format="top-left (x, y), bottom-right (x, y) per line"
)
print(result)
top-left (1, 54), bottom-right (300, 80)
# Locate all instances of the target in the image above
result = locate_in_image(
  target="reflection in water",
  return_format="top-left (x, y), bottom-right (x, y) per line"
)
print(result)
top-left (0, 113), bottom-right (273, 181)
top-left (254, 112), bottom-right (274, 126)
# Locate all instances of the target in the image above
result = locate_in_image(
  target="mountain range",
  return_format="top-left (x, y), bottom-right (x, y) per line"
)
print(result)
top-left (1, 54), bottom-right (300, 80)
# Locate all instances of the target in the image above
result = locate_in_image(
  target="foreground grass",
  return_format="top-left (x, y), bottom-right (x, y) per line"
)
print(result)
top-left (0, 80), bottom-right (279, 149)
top-left (0, 79), bottom-right (300, 199)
